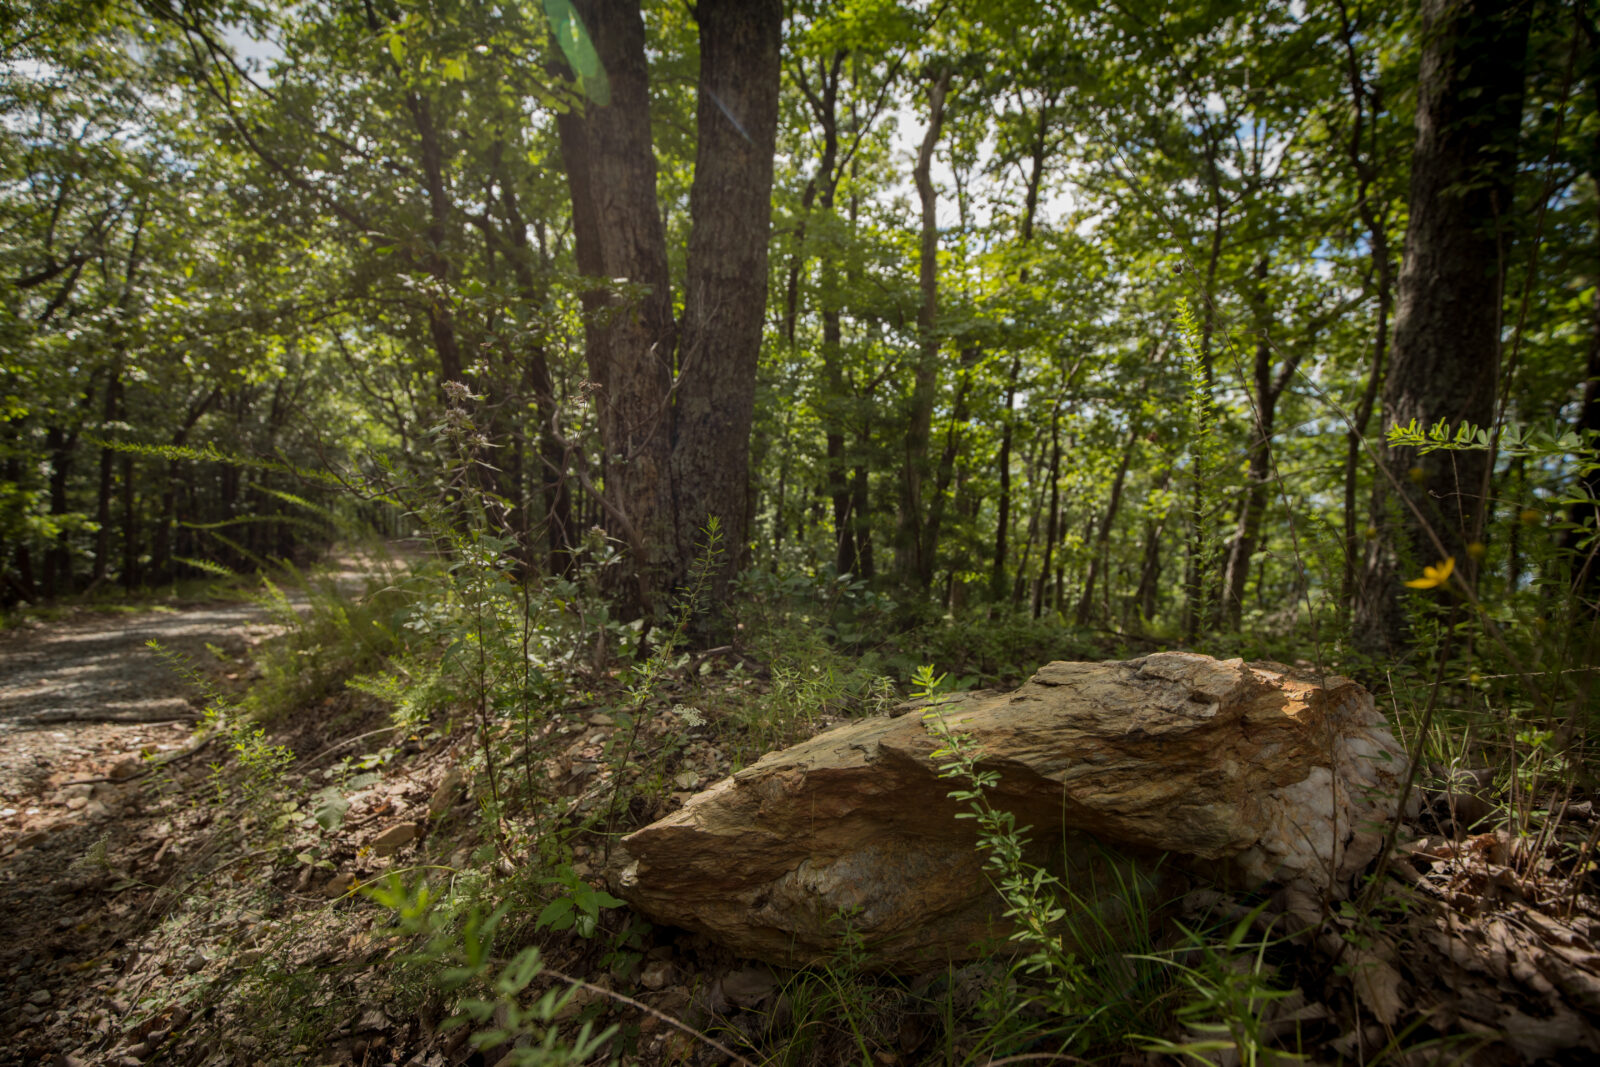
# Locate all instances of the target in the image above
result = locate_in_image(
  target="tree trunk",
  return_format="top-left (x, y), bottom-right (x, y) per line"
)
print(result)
top-left (1356, 0), bottom-right (1530, 655)
top-left (1032, 411), bottom-right (1061, 620)
top-left (1076, 424), bottom-right (1138, 625)
top-left (671, 0), bottom-right (782, 599)
top-left (990, 98), bottom-right (1054, 606)
top-left (557, 0), bottom-right (681, 613)
top-left (990, 360), bottom-right (1020, 603)
top-left (42, 426), bottom-right (74, 599)
top-left (1335, 0), bottom-right (1396, 621)
top-left (1127, 467), bottom-right (1172, 630)
top-left (560, 0), bottom-right (779, 615)
top-left (93, 371), bottom-right (121, 585)
top-left (494, 165), bottom-right (573, 576)
top-left (120, 453), bottom-right (137, 589)
top-left (1218, 260), bottom-right (1304, 631)
top-left (923, 345), bottom-right (979, 585)
top-left (897, 69), bottom-right (951, 588)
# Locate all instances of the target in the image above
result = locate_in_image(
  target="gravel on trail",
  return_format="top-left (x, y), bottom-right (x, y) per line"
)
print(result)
top-left (0, 599), bottom-right (293, 799)
top-left (0, 593), bottom-right (299, 1065)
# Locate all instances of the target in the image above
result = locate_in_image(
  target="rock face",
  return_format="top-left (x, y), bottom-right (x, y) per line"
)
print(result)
top-left (612, 653), bottom-right (1410, 970)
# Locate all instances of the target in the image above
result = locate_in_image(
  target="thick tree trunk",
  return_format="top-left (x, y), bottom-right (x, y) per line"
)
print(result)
top-left (560, 0), bottom-right (779, 615)
top-left (557, 0), bottom-right (679, 613)
top-left (672, 0), bottom-right (782, 597)
top-left (1356, 0), bottom-right (1530, 655)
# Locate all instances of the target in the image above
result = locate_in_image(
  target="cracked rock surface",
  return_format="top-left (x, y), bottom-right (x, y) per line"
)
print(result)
top-left (612, 652), bottom-right (1411, 970)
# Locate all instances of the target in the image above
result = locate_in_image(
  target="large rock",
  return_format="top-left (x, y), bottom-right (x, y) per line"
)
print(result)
top-left (611, 653), bottom-right (1410, 970)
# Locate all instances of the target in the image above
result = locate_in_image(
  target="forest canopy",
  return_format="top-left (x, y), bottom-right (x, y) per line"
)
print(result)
top-left (1, 0), bottom-right (1596, 669)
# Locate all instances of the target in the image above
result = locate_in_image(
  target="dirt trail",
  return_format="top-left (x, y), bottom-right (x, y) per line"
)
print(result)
top-left (0, 600), bottom-right (290, 799)
top-left (0, 594), bottom-right (296, 1054)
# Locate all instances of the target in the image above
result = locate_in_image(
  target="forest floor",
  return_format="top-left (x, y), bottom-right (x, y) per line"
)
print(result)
top-left (0, 588), bottom-right (295, 1063)
top-left (4, 566), bottom-right (1600, 1065)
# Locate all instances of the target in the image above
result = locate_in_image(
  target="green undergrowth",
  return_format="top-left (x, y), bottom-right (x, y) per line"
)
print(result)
top-left (136, 405), bottom-right (1595, 1064)
top-left (184, 556), bottom-right (1328, 1064)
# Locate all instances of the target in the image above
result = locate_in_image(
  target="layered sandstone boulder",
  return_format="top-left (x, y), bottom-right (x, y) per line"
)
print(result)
top-left (611, 653), bottom-right (1410, 969)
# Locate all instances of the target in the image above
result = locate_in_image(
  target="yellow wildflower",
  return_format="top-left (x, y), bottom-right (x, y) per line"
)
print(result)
top-left (1404, 556), bottom-right (1455, 590)
top-left (1466, 541), bottom-right (1486, 560)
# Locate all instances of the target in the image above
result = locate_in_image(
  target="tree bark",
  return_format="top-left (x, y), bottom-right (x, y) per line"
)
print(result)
top-left (1031, 410), bottom-right (1062, 620)
top-left (1334, 0), bottom-right (1396, 621)
top-left (1076, 424), bottom-right (1139, 625)
top-left (1218, 260), bottom-right (1304, 631)
top-left (93, 370), bottom-right (121, 585)
top-left (672, 0), bottom-right (782, 598)
top-left (557, 0), bottom-right (680, 613)
top-left (1356, 0), bottom-right (1530, 654)
top-left (493, 160), bottom-right (574, 576)
top-left (42, 425), bottom-right (74, 599)
top-left (990, 360), bottom-right (1020, 603)
top-left (559, 0), bottom-right (779, 615)
top-left (896, 69), bottom-right (950, 589)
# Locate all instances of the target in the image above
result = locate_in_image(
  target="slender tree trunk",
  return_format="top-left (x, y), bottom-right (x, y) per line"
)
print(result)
top-left (1566, 269), bottom-right (1600, 603)
top-left (851, 454), bottom-right (874, 579)
top-left (991, 360), bottom-right (1020, 603)
top-left (897, 69), bottom-right (950, 588)
top-left (495, 167), bottom-right (573, 575)
top-left (1032, 411), bottom-right (1061, 620)
top-left (93, 371), bottom-right (122, 585)
top-left (43, 426), bottom-right (73, 599)
top-left (149, 388), bottom-right (219, 583)
top-left (120, 453), bottom-right (137, 589)
top-left (1076, 424), bottom-right (1138, 625)
top-left (1560, 30), bottom-right (1600, 606)
top-left (1219, 261), bottom-right (1304, 630)
top-left (1356, 0), bottom-right (1530, 654)
top-left (923, 345), bottom-right (979, 583)
top-left (1132, 470), bottom-right (1174, 631)
top-left (990, 99), bottom-right (1053, 605)
top-left (1335, 0), bottom-right (1396, 620)
top-left (1013, 431), bottom-right (1043, 609)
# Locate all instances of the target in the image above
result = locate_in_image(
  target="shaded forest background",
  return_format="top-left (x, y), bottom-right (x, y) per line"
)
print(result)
top-left (3, 0), bottom-right (1597, 683)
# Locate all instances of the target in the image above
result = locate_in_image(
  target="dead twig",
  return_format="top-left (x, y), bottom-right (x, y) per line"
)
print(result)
top-left (539, 965), bottom-right (757, 1067)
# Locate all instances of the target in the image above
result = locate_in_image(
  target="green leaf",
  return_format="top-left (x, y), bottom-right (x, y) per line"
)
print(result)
top-left (313, 786), bottom-right (350, 832)
top-left (535, 897), bottom-right (574, 931)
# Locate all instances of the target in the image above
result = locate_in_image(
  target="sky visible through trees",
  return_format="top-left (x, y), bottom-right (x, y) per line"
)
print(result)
top-left (1, 0), bottom-right (1596, 672)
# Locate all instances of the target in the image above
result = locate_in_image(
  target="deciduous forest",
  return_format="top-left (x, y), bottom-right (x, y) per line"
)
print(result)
top-left (2, 0), bottom-right (1599, 1064)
